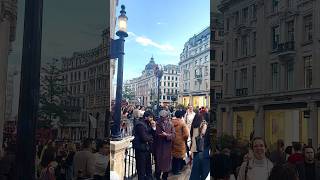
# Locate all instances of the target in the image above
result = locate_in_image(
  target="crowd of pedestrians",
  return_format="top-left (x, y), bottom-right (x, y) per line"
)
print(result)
top-left (36, 138), bottom-right (109, 180)
top-left (128, 104), bottom-right (210, 180)
top-left (212, 136), bottom-right (320, 180)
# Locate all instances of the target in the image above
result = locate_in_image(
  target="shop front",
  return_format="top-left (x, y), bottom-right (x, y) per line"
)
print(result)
top-left (182, 96), bottom-right (190, 107)
top-left (192, 95), bottom-right (207, 108)
top-left (232, 110), bottom-right (255, 141)
top-left (264, 108), bottom-right (308, 147)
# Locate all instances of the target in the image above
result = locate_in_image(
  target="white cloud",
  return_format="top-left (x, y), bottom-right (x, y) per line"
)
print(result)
top-left (156, 22), bottom-right (166, 25)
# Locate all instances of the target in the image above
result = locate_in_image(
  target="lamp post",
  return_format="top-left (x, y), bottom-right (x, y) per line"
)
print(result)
top-left (154, 64), bottom-right (163, 117)
top-left (16, 0), bottom-right (43, 178)
top-left (110, 5), bottom-right (128, 141)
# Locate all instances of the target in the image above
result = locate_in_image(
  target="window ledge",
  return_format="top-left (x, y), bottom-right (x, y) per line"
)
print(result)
top-left (301, 40), bottom-right (313, 46)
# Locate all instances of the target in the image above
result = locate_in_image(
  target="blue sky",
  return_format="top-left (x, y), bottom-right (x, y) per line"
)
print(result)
top-left (115, 0), bottom-right (210, 81)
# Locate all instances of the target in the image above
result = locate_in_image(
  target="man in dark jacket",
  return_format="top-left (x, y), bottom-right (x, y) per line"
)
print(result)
top-left (296, 146), bottom-right (320, 180)
top-left (133, 110), bottom-right (156, 180)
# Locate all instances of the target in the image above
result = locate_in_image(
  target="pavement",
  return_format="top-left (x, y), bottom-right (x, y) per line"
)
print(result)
top-left (132, 165), bottom-right (191, 180)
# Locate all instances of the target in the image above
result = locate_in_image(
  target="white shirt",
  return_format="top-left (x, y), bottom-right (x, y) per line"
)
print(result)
top-left (237, 158), bottom-right (273, 180)
top-left (184, 111), bottom-right (195, 130)
top-left (94, 152), bottom-right (108, 176)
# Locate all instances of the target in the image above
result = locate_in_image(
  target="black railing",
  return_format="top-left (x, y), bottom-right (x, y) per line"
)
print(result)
top-left (277, 41), bottom-right (295, 53)
top-left (124, 141), bottom-right (156, 180)
top-left (236, 88), bottom-right (248, 97)
top-left (124, 139), bottom-right (191, 179)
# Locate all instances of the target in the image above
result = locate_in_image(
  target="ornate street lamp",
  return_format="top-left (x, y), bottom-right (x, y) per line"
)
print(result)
top-left (110, 5), bottom-right (128, 141)
top-left (154, 64), bottom-right (163, 117)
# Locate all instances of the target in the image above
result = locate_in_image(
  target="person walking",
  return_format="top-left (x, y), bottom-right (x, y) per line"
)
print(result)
top-left (237, 137), bottom-right (273, 180)
top-left (73, 139), bottom-right (95, 179)
top-left (190, 113), bottom-right (207, 161)
top-left (154, 110), bottom-right (175, 180)
top-left (65, 143), bottom-right (76, 180)
top-left (212, 148), bottom-right (233, 180)
top-left (171, 110), bottom-right (189, 175)
top-left (296, 146), bottom-right (320, 180)
top-left (189, 121), bottom-right (210, 180)
top-left (132, 110), bottom-right (156, 180)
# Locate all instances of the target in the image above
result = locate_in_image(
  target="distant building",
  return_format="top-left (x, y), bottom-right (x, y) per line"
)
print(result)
top-left (179, 27), bottom-right (210, 108)
top-left (60, 30), bottom-right (108, 140)
top-left (124, 57), bottom-right (180, 107)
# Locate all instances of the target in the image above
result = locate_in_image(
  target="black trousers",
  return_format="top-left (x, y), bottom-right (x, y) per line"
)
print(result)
top-left (172, 157), bottom-right (184, 174)
top-left (135, 150), bottom-right (153, 180)
top-left (155, 172), bottom-right (168, 180)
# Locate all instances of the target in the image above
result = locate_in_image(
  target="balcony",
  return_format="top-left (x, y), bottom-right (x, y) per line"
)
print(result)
top-left (236, 88), bottom-right (248, 97)
top-left (277, 41), bottom-right (295, 59)
top-left (195, 74), bottom-right (203, 79)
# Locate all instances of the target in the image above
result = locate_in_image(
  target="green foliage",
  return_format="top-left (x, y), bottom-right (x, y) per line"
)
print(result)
top-left (122, 86), bottom-right (135, 100)
top-left (38, 59), bottom-right (68, 128)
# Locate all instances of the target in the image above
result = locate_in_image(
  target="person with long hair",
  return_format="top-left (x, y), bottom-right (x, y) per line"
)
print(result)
top-left (237, 137), bottom-right (273, 180)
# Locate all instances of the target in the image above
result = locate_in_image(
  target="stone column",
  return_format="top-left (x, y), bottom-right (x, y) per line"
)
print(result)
top-left (226, 105), bottom-right (233, 135)
top-left (254, 104), bottom-right (265, 138)
top-left (110, 136), bottom-right (134, 179)
top-left (0, 17), bottom-right (11, 152)
top-left (308, 102), bottom-right (318, 149)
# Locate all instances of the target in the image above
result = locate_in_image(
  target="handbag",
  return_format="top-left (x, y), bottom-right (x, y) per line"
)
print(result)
top-left (195, 135), bottom-right (204, 152)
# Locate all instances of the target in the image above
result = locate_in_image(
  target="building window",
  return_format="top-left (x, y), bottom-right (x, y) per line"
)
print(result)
top-left (240, 68), bottom-right (247, 88)
top-left (212, 68), bottom-right (216, 81)
top-left (212, 50), bottom-right (216, 61)
top-left (235, 11), bottom-right (239, 26)
top-left (252, 32), bottom-right (256, 55)
top-left (287, 0), bottom-right (293, 8)
top-left (164, 76), bottom-right (166, 80)
top-left (242, 7), bottom-right (249, 24)
top-left (176, 77), bottom-right (177, 81)
top-left (175, 83), bottom-right (177, 87)
top-left (304, 15), bottom-right (313, 42)
top-left (172, 83), bottom-right (174, 87)
top-left (224, 73), bottom-right (228, 94)
top-left (241, 35), bottom-right (248, 56)
top-left (163, 95), bottom-right (165, 100)
top-left (164, 82), bottom-right (166, 86)
top-left (272, 26), bottom-right (280, 50)
top-left (234, 38), bottom-right (239, 58)
top-left (272, 0), bottom-right (279, 12)
top-left (252, 66), bottom-right (256, 93)
top-left (304, 56), bottom-right (312, 88)
top-left (226, 18), bottom-right (230, 31)
top-left (287, 21), bottom-right (294, 42)
top-left (234, 70), bottom-right (238, 93)
top-left (164, 89), bottom-right (166, 93)
top-left (251, 4), bottom-right (257, 19)
top-left (286, 62), bottom-right (294, 90)
top-left (271, 63), bottom-right (279, 91)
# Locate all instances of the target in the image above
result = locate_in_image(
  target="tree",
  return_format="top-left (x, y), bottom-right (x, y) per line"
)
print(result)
top-left (122, 86), bottom-right (135, 101)
top-left (38, 59), bottom-right (68, 128)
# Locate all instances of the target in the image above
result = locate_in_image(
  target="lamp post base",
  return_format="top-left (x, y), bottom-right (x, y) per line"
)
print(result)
top-left (111, 133), bottom-right (122, 141)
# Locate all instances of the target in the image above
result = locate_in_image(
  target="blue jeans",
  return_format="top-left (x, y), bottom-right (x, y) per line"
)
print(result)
top-left (189, 151), bottom-right (210, 180)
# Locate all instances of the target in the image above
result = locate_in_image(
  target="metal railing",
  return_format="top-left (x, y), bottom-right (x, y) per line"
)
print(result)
top-left (124, 141), bottom-right (156, 180)
top-left (277, 41), bottom-right (295, 53)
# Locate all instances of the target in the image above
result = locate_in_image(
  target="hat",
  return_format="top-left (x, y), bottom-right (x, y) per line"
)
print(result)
top-left (159, 110), bottom-right (169, 117)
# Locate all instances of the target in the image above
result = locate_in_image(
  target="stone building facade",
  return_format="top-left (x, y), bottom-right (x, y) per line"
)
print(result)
top-left (218, 0), bottom-right (320, 148)
top-left (0, 0), bottom-right (17, 148)
top-left (124, 57), bottom-right (180, 107)
top-left (179, 27), bottom-right (210, 108)
top-left (60, 30), bottom-right (108, 140)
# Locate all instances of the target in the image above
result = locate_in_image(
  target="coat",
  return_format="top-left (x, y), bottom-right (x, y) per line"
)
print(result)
top-left (296, 161), bottom-right (320, 180)
top-left (154, 118), bottom-right (176, 172)
top-left (171, 118), bottom-right (189, 158)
